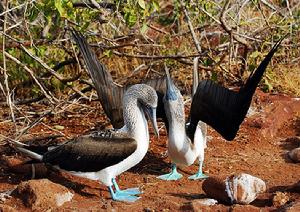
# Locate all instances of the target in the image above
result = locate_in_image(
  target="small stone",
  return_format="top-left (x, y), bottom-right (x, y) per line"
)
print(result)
top-left (0, 189), bottom-right (13, 203)
top-left (202, 173), bottom-right (266, 204)
top-left (194, 198), bottom-right (218, 206)
top-left (273, 192), bottom-right (290, 207)
top-left (288, 148), bottom-right (300, 163)
top-left (14, 179), bottom-right (73, 210)
top-left (144, 207), bottom-right (154, 212)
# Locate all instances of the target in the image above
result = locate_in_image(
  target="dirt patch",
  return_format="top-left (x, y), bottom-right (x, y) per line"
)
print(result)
top-left (0, 91), bottom-right (299, 211)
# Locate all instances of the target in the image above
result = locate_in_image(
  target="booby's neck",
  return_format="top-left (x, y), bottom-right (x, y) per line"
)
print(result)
top-left (102, 96), bottom-right (150, 182)
top-left (123, 97), bottom-right (149, 143)
top-left (165, 99), bottom-right (190, 147)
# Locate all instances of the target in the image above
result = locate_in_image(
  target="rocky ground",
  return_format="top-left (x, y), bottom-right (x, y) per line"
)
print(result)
top-left (0, 90), bottom-right (299, 211)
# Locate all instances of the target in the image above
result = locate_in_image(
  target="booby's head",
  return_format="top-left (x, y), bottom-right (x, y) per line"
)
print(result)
top-left (163, 69), bottom-right (185, 124)
top-left (125, 84), bottom-right (159, 137)
top-left (165, 68), bottom-right (178, 101)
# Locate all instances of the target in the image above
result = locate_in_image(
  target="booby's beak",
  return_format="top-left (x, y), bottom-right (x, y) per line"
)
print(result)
top-left (144, 107), bottom-right (159, 138)
top-left (165, 67), bottom-right (177, 101)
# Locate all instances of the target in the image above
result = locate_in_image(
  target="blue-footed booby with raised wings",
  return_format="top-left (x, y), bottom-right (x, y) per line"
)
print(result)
top-left (157, 37), bottom-right (284, 180)
top-left (13, 83), bottom-right (159, 203)
top-left (71, 29), bottom-right (283, 180)
top-left (156, 68), bottom-right (208, 180)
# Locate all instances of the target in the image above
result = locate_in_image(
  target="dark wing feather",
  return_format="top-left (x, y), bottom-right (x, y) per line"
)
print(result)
top-left (188, 38), bottom-right (284, 141)
top-left (42, 133), bottom-right (137, 172)
top-left (72, 29), bottom-right (168, 129)
top-left (71, 29), bottom-right (125, 128)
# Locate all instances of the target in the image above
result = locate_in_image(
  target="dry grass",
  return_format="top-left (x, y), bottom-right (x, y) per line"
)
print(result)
top-left (268, 65), bottom-right (300, 96)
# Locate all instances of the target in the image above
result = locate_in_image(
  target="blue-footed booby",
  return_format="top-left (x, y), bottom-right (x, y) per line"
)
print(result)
top-left (13, 84), bottom-right (159, 203)
top-left (157, 68), bottom-right (208, 180)
top-left (71, 29), bottom-right (283, 180)
top-left (157, 37), bottom-right (284, 180)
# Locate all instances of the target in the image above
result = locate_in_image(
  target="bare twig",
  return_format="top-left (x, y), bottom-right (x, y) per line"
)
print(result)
top-left (15, 110), bottom-right (53, 142)
top-left (220, 0), bottom-right (251, 50)
top-left (73, 1), bottom-right (115, 10)
top-left (180, 1), bottom-right (201, 53)
top-left (2, 1), bottom-right (15, 123)
top-left (0, 0), bottom-right (36, 17)
top-left (220, 0), bottom-right (250, 76)
top-left (147, 24), bottom-right (168, 35)
top-left (21, 134), bottom-right (63, 144)
top-left (198, 5), bottom-right (221, 24)
top-left (260, 0), bottom-right (285, 17)
top-left (0, 95), bottom-right (45, 106)
top-left (4, 51), bottom-right (56, 104)
top-left (112, 50), bottom-right (207, 59)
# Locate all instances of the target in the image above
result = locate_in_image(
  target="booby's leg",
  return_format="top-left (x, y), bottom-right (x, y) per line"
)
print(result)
top-left (112, 178), bottom-right (142, 195)
top-left (188, 160), bottom-right (208, 180)
top-left (157, 164), bottom-right (183, 180)
top-left (108, 185), bottom-right (140, 203)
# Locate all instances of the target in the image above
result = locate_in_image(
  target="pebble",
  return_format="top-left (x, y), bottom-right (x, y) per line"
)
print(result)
top-left (273, 192), bottom-right (290, 207)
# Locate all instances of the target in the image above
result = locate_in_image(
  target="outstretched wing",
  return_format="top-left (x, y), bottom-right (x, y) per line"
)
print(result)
top-left (187, 37), bottom-right (284, 141)
top-left (43, 132), bottom-right (137, 172)
top-left (72, 29), bottom-right (168, 129)
top-left (71, 29), bottom-right (125, 129)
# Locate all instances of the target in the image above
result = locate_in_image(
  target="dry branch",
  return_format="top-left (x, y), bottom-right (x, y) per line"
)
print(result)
top-left (4, 51), bottom-right (56, 104)
top-left (73, 1), bottom-right (115, 10)
top-left (15, 109), bottom-right (53, 142)
top-left (220, 0), bottom-right (250, 76)
top-left (112, 50), bottom-right (207, 60)
top-left (0, 95), bottom-right (45, 106)
top-left (2, 1), bottom-right (15, 123)
top-left (180, 1), bottom-right (202, 54)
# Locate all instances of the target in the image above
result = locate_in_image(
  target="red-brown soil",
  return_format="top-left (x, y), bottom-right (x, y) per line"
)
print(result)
top-left (0, 90), bottom-right (299, 211)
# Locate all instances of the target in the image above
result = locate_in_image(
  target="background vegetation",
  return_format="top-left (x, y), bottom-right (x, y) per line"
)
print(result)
top-left (0, 0), bottom-right (299, 121)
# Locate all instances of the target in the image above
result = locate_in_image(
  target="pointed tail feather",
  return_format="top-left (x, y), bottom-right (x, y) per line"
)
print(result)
top-left (16, 147), bottom-right (43, 161)
top-left (9, 139), bottom-right (29, 147)
top-left (241, 36), bottom-right (285, 96)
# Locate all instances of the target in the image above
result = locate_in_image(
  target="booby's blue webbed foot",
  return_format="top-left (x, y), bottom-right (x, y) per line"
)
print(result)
top-left (112, 178), bottom-right (142, 195)
top-left (157, 164), bottom-right (183, 181)
top-left (188, 160), bottom-right (208, 180)
top-left (112, 178), bottom-right (143, 195)
top-left (116, 187), bottom-right (141, 195)
top-left (157, 172), bottom-right (183, 180)
top-left (108, 186), bottom-right (140, 202)
top-left (188, 172), bottom-right (208, 180)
